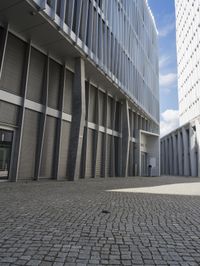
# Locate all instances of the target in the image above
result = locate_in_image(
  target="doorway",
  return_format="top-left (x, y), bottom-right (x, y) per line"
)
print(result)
top-left (0, 129), bottom-right (13, 179)
top-left (141, 152), bottom-right (147, 176)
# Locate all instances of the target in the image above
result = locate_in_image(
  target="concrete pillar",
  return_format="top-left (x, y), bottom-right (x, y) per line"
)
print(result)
top-left (0, 24), bottom-right (8, 79)
top-left (163, 139), bottom-right (167, 175)
top-left (189, 124), bottom-right (198, 177)
top-left (80, 81), bottom-right (89, 178)
top-left (172, 134), bottom-right (178, 175)
top-left (196, 119), bottom-right (200, 177)
top-left (118, 102), bottom-right (123, 176)
top-left (177, 131), bottom-right (183, 176)
top-left (182, 127), bottom-right (190, 176)
top-left (35, 55), bottom-right (49, 180)
top-left (160, 141), bottom-right (162, 175)
top-left (164, 138), bottom-right (169, 175)
top-left (93, 88), bottom-right (99, 178)
top-left (161, 140), bottom-right (164, 175)
top-left (134, 113), bottom-right (139, 176)
top-left (55, 65), bottom-right (66, 180)
top-left (68, 57), bottom-right (86, 180)
top-left (11, 42), bottom-right (31, 181)
top-left (102, 92), bottom-right (108, 177)
top-left (121, 100), bottom-right (130, 177)
top-left (110, 98), bottom-right (116, 177)
top-left (168, 136), bottom-right (173, 175)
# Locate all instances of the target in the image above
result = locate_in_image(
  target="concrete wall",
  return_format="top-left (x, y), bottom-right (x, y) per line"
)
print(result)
top-left (161, 117), bottom-right (200, 177)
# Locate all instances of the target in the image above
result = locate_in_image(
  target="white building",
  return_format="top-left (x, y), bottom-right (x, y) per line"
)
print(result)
top-left (175, 0), bottom-right (200, 125)
top-left (0, 0), bottom-right (160, 181)
top-left (161, 0), bottom-right (200, 177)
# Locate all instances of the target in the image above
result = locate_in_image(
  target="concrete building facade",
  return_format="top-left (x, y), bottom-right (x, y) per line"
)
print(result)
top-left (0, 0), bottom-right (159, 181)
top-left (175, 0), bottom-right (200, 126)
top-left (160, 116), bottom-right (200, 177)
top-left (161, 0), bottom-right (200, 177)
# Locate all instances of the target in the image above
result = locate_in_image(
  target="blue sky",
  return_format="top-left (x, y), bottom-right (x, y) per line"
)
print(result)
top-left (148, 0), bottom-right (179, 136)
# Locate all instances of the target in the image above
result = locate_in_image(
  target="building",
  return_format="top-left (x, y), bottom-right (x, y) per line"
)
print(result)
top-left (175, 0), bottom-right (200, 125)
top-left (161, 117), bottom-right (200, 177)
top-left (161, 0), bottom-right (200, 177)
top-left (0, 0), bottom-right (160, 181)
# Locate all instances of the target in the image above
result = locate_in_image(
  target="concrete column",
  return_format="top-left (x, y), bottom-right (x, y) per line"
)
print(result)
top-left (11, 42), bottom-right (31, 181)
top-left (55, 65), bottom-right (66, 180)
top-left (134, 113), bottom-right (138, 137)
top-left (110, 98), bottom-right (116, 177)
top-left (168, 136), bottom-right (173, 175)
top-left (80, 81), bottom-right (89, 178)
top-left (93, 88), bottom-right (99, 178)
top-left (189, 124), bottom-right (198, 177)
top-left (35, 55), bottom-right (49, 180)
top-left (0, 24), bottom-right (8, 79)
top-left (68, 57), bottom-right (86, 180)
top-left (182, 127), bottom-right (190, 176)
top-left (162, 139), bottom-right (165, 175)
top-left (172, 134), bottom-right (178, 175)
top-left (163, 139), bottom-right (167, 175)
top-left (162, 141), bottom-right (165, 175)
top-left (118, 102), bottom-right (123, 176)
top-left (121, 100), bottom-right (130, 177)
top-left (196, 119), bottom-right (200, 177)
top-left (102, 93), bottom-right (108, 177)
top-left (177, 131), bottom-right (183, 176)
top-left (160, 141), bottom-right (164, 175)
top-left (134, 113), bottom-right (139, 176)
top-left (164, 139), bottom-right (168, 175)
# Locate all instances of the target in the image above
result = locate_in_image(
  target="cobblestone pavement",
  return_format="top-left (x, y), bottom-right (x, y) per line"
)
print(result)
top-left (1, 176), bottom-right (200, 266)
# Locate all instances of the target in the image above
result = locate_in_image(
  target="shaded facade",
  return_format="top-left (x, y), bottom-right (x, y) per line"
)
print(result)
top-left (0, 0), bottom-right (159, 181)
top-left (161, 116), bottom-right (200, 177)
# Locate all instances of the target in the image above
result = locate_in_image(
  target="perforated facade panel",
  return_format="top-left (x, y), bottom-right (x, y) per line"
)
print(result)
top-left (63, 69), bottom-right (73, 114)
top-left (85, 129), bottom-right (94, 178)
top-left (19, 110), bottom-right (40, 179)
top-left (27, 48), bottom-right (46, 103)
top-left (96, 132), bottom-right (103, 177)
top-left (58, 121), bottom-right (71, 179)
top-left (40, 116), bottom-right (57, 178)
top-left (88, 85), bottom-right (97, 123)
top-left (0, 101), bottom-right (19, 126)
top-left (48, 59), bottom-right (61, 110)
top-left (0, 33), bottom-right (26, 96)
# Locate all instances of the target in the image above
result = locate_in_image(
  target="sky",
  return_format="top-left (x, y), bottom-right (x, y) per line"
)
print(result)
top-left (148, 0), bottom-right (179, 137)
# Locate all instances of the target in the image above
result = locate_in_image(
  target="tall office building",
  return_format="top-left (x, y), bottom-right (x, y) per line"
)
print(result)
top-left (175, 0), bottom-right (200, 125)
top-left (160, 0), bottom-right (200, 177)
top-left (0, 0), bottom-right (159, 181)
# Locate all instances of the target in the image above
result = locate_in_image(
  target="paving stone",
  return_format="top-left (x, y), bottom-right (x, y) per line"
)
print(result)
top-left (0, 176), bottom-right (200, 265)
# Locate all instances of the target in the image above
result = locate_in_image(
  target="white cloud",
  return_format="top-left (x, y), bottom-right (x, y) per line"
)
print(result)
top-left (159, 73), bottom-right (177, 89)
top-left (158, 21), bottom-right (175, 37)
top-left (159, 55), bottom-right (170, 70)
top-left (160, 109), bottom-right (179, 137)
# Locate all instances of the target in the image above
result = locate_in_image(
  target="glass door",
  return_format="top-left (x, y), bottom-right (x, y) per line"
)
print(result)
top-left (0, 129), bottom-right (13, 179)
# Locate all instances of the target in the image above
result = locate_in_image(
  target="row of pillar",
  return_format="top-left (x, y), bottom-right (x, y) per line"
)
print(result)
top-left (161, 125), bottom-right (199, 177)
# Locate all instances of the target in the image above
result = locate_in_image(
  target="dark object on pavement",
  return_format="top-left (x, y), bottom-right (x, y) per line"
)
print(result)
top-left (102, 210), bottom-right (110, 214)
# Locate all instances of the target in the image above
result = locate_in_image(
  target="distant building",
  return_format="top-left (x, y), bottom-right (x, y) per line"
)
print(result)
top-left (161, 116), bottom-right (200, 176)
top-left (161, 0), bottom-right (200, 177)
top-left (0, 0), bottom-right (159, 181)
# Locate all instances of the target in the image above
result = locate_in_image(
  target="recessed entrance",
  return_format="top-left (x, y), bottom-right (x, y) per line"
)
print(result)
top-left (141, 152), bottom-right (148, 176)
top-left (0, 129), bottom-right (13, 179)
